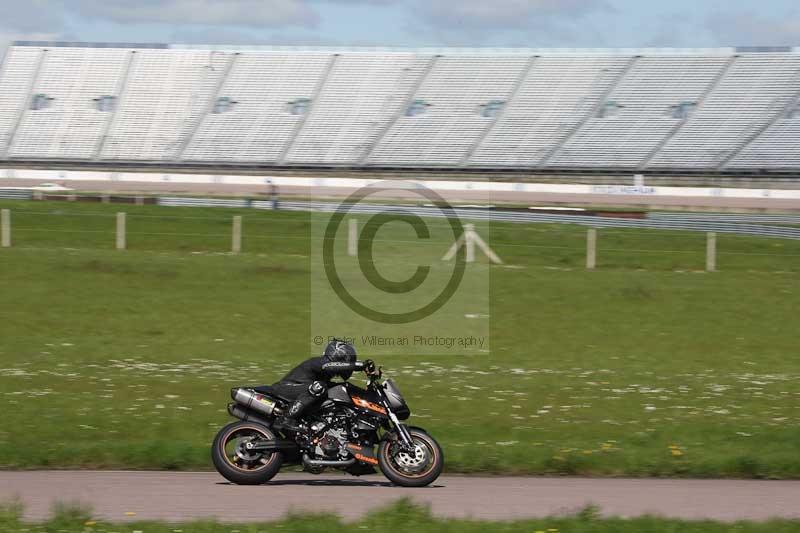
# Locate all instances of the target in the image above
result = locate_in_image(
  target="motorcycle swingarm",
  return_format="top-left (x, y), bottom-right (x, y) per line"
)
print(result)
top-left (244, 439), bottom-right (299, 453)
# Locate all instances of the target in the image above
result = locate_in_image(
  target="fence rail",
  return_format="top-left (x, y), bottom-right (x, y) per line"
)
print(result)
top-left (4, 194), bottom-right (800, 244)
top-left (0, 201), bottom-right (796, 272)
top-left (271, 201), bottom-right (800, 240)
top-left (0, 188), bottom-right (33, 200)
top-left (158, 197), bottom-right (250, 208)
top-left (649, 212), bottom-right (800, 224)
top-left (153, 197), bottom-right (800, 239)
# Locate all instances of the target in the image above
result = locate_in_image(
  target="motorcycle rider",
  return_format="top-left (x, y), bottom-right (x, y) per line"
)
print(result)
top-left (258, 339), bottom-right (374, 434)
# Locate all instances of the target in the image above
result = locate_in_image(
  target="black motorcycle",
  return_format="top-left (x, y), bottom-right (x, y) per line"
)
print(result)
top-left (211, 365), bottom-right (444, 487)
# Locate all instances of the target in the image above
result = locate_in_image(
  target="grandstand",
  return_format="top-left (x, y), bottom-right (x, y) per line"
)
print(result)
top-left (0, 41), bottom-right (799, 174)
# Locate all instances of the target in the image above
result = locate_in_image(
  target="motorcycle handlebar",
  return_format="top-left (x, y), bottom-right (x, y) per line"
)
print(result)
top-left (366, 365), bottom-right (383, 380)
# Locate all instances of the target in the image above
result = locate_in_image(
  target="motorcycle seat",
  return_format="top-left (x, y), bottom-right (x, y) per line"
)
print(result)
top-left (252, 385), bottom-right (293, 403)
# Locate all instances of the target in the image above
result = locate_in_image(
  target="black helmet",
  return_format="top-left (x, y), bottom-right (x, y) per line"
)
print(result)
top-left (323, 339), bottom-right (357, 379)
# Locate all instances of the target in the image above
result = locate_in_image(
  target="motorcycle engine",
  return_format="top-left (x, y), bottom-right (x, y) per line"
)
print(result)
top-left (314, 428), bottom-right (349, 458)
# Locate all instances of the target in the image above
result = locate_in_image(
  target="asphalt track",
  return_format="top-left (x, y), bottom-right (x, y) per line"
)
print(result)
top-left (2, 471), bottom-right (800, 523)
top-left (2, 178), bottom-right (800, 210)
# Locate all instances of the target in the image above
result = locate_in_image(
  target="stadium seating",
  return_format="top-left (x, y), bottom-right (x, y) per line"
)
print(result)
top-left (1, 41), bottom-right (799, 172)
top-left (472, 55), bottom-right (632, 167)
top-left (10, 46), bottom-right (131, 160)
top-left (184, 51), bottom-right (333, 163)
top-left (549, 55), bottom-right (733, 168)
top-left (650, 54), bottom-right (800, 170)
top-left (365, 55), bottom-right (531, 166)
top-left (286, 52), bottom-right (425, 165)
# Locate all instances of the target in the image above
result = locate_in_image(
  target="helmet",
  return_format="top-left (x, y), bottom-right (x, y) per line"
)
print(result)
top-left (323, 339), bottom-right (357, 380)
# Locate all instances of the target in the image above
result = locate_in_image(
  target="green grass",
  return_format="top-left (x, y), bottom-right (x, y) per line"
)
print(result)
top-left (1, 200), bottom-right (799, 476)
top-left (3, 500), bottom-right (800, 533)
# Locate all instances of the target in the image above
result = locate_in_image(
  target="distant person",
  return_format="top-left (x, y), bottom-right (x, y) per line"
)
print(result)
top-left (269, 180), bottom-right (279, 210)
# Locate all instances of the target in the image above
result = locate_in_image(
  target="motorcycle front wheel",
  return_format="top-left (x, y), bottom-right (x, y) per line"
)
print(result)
top-left (211, 421), bottom-right (283, 485)
top-left (378, 427), bottom-right (443, 487)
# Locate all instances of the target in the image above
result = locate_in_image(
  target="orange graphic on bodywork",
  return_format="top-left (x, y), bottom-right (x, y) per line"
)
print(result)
top-left (356, 453), bottom-right (378, 465)
top-left (351, 396), bottom-right (387, 414)
top-left (346, 443), bottom-right (379, 464)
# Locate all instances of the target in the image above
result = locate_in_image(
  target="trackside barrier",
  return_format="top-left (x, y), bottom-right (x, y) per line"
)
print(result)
top-left (158, 197), bottom-right (250, 208)
top-left (0, 188), bottom-right (32, 200)
top-left (3, 168), bottom-right (800, 200)
top-left (3, 191), bottom-right (799, 239)
top-left (269, 200), bottom-right (800, 240)
top-left (650, 212), bottom-right (800, 224)
top-left (0, 196), bottom-right (793, 271)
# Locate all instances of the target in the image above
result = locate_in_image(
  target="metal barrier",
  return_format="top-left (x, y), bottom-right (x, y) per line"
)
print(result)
top-left (0, 189), bottom-right (33, 200)
top-left (265, 201), bottom-right (800, 240)
top-left (2, 192), bottom-right (798, 240)
top-left (157, 197), bottom-right (250, 208)
top-left (649, 212), bottom-right (800, 224)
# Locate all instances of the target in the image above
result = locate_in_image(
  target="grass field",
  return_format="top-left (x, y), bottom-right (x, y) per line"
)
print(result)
top-left (1, 200), bottom-right (799, 477)
top-left (4, 500), bottom-right (800, 533)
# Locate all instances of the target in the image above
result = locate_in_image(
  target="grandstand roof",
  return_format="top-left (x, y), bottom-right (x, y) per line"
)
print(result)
top-left (12, 40), bottom-right (800, 55)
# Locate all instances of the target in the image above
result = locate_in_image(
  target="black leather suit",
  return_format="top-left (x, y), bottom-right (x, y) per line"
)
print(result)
top-left (255, 356), bottom-right (364, 419)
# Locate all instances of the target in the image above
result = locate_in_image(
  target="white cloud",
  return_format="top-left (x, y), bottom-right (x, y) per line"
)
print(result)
top-left (706, 11), bottom-right (800, 47)
top-left (0, 0), bottom-right (66, 33)
top-left (406, 0), bottom-right (611, 45)
top-left (72, 0), bottom-right (320, 29)
top-left (416, 0), bottom-right (609, 29)
top-left (0, 0), bottom-right (395, 36)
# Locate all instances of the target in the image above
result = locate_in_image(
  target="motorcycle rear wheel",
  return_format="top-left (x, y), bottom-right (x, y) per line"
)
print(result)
top-left (211, 421), bottom-right (283, 485)
top-left (378, 428), bottom-right (443, 487)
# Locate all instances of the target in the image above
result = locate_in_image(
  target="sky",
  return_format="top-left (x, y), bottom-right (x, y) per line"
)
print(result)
top-left (0, 0), bottom-right (798, 51)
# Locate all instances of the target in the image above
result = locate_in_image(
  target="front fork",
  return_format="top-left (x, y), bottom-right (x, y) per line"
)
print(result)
top-left (388, 411), bottom-right (416, 451)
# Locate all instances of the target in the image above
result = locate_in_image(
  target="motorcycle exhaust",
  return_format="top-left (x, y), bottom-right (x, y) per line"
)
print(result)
top-left (227, 403), bottom-right (272, 426)
top-left (302, 454), bottom-right (356, 468)
top-left (231, 388), bottom-right (279, 416)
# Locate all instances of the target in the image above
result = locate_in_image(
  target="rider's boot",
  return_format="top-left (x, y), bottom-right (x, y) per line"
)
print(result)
top-left (274, 399), bottom-right (307, 434)
top-left (273, 416), bottom-right (305, 434)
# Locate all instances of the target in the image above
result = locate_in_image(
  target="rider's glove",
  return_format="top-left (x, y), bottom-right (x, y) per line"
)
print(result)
top-left (363, 359), bottom-right (376, 374)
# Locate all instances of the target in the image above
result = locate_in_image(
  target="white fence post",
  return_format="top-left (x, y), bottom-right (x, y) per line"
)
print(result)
top-left (1, 209), bottom-right (10, 248)
top-left (464, 224), bottom-right (476, 263)
top-left (348, 218), bottom-right (358, 257)
top-left (586, 228), bottom-right (597, 270)
top-left (706, 232), bottom-right (717, 272)
top-left (442, 223), bottom-right (503, 264)
top-left (232, 215), bottom-right (242, 254)
top-left (116, 212), bottom-right (126, 250)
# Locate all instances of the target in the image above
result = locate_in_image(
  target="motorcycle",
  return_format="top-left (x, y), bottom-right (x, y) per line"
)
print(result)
top-left (211, 365), bottom-right (444, 487)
